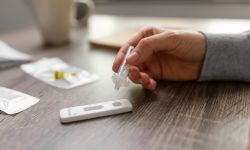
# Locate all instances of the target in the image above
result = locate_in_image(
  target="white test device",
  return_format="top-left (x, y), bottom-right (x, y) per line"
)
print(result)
top-left (59, 99), bottom-right (133, 123)
top-left (112, 46), bottom-right (134, 90)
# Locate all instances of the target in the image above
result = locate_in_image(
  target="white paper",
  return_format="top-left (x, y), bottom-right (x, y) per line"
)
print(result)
top-left (21, 58), bottom-right (99, 89)
top-left (0, 41), bottom-right (32, 61)
top-left (0, 87), bottom-right (40, 114)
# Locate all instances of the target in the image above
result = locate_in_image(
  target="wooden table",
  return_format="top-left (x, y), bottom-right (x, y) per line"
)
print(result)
top-left (0, 15), bottom-right (250, 150)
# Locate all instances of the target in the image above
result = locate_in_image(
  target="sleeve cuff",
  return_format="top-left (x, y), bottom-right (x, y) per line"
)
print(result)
top-left (199, 32), bottom-right (250, 82)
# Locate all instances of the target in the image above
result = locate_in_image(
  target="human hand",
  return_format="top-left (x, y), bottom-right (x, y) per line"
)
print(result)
top-left (112, 26), bottom-right (206, 90)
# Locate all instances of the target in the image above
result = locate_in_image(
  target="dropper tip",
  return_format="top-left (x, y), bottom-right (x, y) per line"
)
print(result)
top-left (114, 84), bottom-right (120, 91)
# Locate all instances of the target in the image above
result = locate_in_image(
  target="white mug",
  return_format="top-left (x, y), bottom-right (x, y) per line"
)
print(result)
top-left (26, 0), bottom-right (94, 46)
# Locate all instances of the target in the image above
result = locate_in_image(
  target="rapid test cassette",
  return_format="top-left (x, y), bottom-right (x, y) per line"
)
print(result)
top-left (112, 46), bottom-right (134, 90)
top-left (59, 99), bottom-right (133, 123)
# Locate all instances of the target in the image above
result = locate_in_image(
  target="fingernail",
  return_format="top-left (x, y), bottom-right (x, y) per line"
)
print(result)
top-left (127, 52), bottom-right (139, 63)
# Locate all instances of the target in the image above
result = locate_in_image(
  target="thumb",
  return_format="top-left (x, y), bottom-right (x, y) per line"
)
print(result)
top-left (126, 32), bottom-right (178, 65)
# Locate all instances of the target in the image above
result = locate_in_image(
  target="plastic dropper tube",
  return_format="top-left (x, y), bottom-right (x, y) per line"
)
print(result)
top-left (112, 46), bottom-right (134, 90)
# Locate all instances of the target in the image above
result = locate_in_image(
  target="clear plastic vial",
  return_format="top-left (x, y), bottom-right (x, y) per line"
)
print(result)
top-left (112, 46), bottom-right (134, 90)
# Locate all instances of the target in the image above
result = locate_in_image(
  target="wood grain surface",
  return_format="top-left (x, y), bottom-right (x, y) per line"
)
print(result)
top-left (0, 19), bottom-right (250, 150)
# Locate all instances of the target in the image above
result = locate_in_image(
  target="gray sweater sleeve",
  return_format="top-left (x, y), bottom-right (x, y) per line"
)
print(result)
top-left (199, 31), bottom-right (250, 81)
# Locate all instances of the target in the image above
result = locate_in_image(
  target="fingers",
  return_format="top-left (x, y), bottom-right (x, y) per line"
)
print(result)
top-left (112, 30), bottom-right (148, 72)
top-left (139, 72), bottom-right (157, 91)
top-left (127, 31), bottom-right (178, 66)
top-left (112, 43), bottom-right (130, 72)
top-left (128, 67), bottom-right (140, 84)
top-left (146, 78), bottom-right (157, 91)
top-left (112, 26), bottom-right (164, 72)
top-left (128, 66), bottom-right (157, 91)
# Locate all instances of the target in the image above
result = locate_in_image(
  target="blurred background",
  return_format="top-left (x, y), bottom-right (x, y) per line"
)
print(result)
top-left (1, 0), bottom-right (250, 33)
